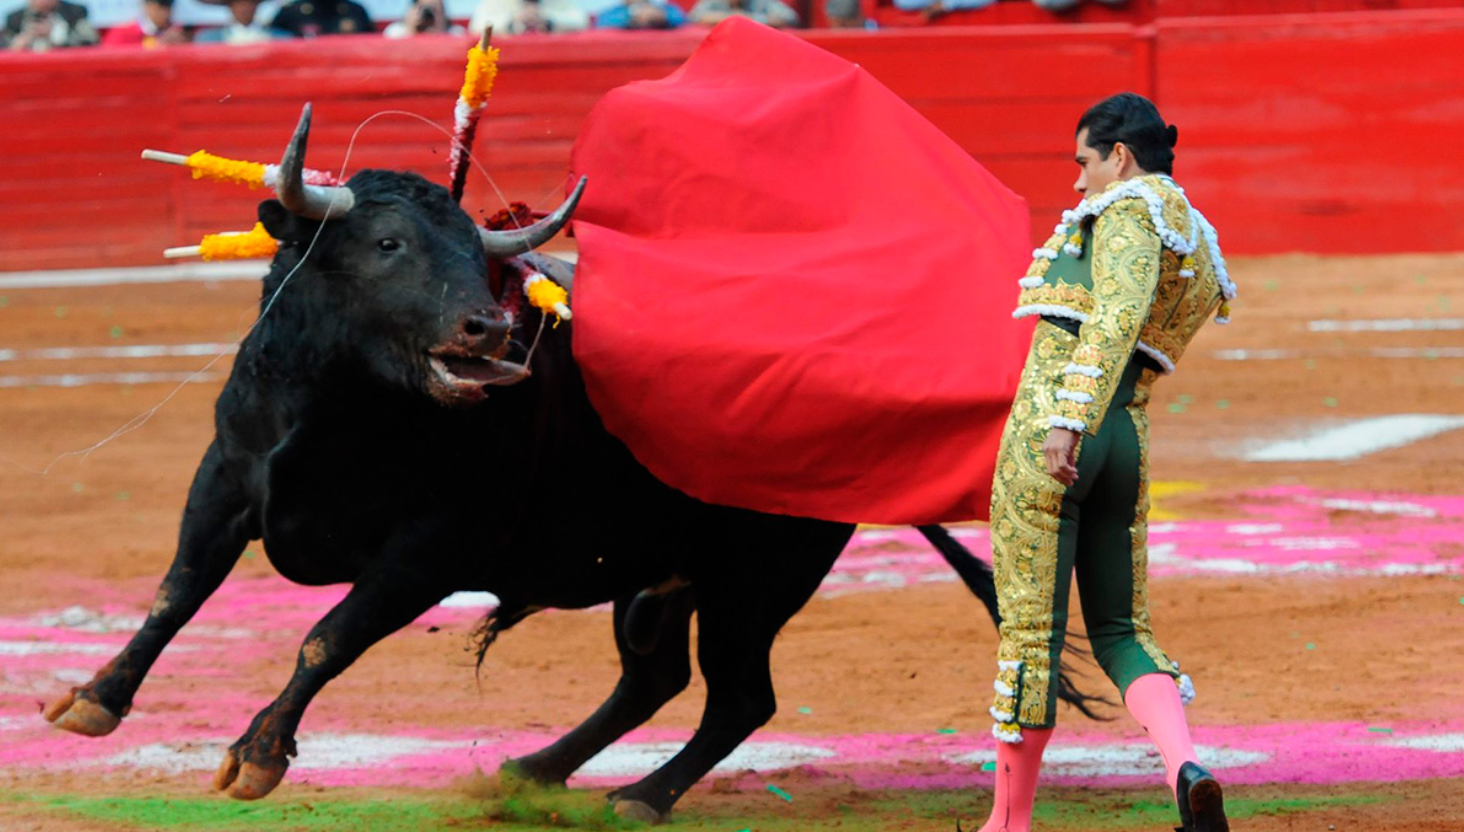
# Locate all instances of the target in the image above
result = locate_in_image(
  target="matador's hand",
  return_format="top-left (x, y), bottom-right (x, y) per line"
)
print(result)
top-left (1043, 428), bottom-right (1080, 487)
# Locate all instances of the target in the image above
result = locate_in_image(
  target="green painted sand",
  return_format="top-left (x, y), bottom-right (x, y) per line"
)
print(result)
top-left (8, 788), bottom-right (1387, 832)
top-left (17, 794), bottom-right (480, 832)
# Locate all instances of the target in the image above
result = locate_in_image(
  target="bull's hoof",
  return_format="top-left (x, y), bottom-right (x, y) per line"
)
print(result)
top-left (214, 749), bottom-right (288, 800)
top-left (498, 757), bottom-right (568, 789)
top-left (44, 692), bottom-right (122, 737)
top-left (613, 799), bottom-right (666, 825)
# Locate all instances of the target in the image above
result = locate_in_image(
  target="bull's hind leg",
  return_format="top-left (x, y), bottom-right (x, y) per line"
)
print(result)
top-left (502, 587), bottom-right (695, 786)
top-left (46, 441), bottom-right (254, 737)
top-left (214, 567), bottom-right (447, 800)
top-left (608, 516), bottom-right (852, 822)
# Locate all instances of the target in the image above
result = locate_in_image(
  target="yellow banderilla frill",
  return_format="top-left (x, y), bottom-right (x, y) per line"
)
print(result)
top-left (524, 273), bottom-right (571, 325)
top-left (459, 43), bottom-right (501, 109)
top-left (165, 223), bottom-right (278, 261)
top-left (184, 150), bottom-right (268, 188)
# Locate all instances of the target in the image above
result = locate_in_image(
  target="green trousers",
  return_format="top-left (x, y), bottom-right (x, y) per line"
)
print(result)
top-left (989, 321), bottom-right (1178, 742)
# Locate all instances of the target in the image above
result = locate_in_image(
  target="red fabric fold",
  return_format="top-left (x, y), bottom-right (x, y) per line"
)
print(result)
top-left (569, 18), bottom-right (1031, 524)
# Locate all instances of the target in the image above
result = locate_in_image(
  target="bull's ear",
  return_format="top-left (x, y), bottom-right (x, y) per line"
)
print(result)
top-left (258, 199), bottom-right (319, 244)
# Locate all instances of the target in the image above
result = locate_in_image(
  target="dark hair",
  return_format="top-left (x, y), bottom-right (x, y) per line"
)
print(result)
top-left (1076, 92), bottom-right (1177, 175)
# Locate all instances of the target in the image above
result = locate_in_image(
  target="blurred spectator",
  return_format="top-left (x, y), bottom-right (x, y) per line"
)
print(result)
top-left (384, 0), bottom-right (464, 35)
top-left (897, 0), bottom-right (1126, 12)
top-left (270, 0), bottom-right (373, 36)
top-left (194, 0), bottom-right (288, 42)
top-left (1032, 0), bottom-right (1127, 8)
top-left (823, 0), bottom-right (861, 27)
top-left (891, 0), bottom-right (991, 14)
top-left (2, 0), bottom-right (98, 50)
top-left (593, 0), bottom-right (683, 28)
top-left (101, 0), bottom-right (191, 45)
top-left (688, 0), bottom-right (796, 26)
top-left (469, 0), bottom-right (588, 35)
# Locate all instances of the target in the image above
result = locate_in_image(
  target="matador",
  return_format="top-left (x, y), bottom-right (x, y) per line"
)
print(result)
top-left (976, 93), bottom-right (1236, 832)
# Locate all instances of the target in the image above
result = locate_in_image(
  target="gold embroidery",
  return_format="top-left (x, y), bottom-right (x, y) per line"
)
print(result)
top-left (1016, 282), bottom-right (1094, 316)
top-left (1020, 176), bottom-right (1228, 375)
top-left (1127, 369), bottom-right (1178, 676)
top-left (1055, 198), bottom-right (1161, 434)
top-left (991, 321), bottom-right (1078, 730)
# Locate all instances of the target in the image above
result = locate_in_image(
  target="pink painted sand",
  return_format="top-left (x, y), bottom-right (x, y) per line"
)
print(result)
top-left (3, 487), bottom-right (1461, 791)
top-left (835, 487), bottom-right (1464, 594)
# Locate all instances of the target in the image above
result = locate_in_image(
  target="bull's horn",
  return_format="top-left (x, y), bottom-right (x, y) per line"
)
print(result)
top-left (478, 176), bottom-right (587, 258)
top-left (277, 103), bottom-right (355, 220)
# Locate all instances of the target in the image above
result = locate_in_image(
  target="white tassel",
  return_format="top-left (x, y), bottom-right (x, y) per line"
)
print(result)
top-left (1178, 673), bottom-right (1196, 705)
top-left (1048, 415), bottom-right (1087, 432)
top-left (989, 706), bottom-right (1015, 723)
top-left (1134, 340), bottom-right (1177, 375)
top-left (994, 680), bottom-right (1016, 698)
top-left (1018, 276), bottom-right (1046, 289)
top-left (992, 723), bottom-right (1024, 744)
top-left (1065, 177), bottom-right (1198, 257)
top-left (1055, 389), bottom-right (1094, 404)
top-left (1013, 304), bottom-right (1089, 323)
top-left (1062, 362), bottom-right (1104, 378)
top-left (997, 660), bottom-right (1022, 671)
top-left (1063, 243), bottom-right (1082, 257)
top-left (1032, 248), bottom-right (1059, 261)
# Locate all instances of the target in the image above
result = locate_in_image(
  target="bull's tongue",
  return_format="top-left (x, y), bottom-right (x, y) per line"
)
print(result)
top-left (434, 355), bottom-right (528, 386)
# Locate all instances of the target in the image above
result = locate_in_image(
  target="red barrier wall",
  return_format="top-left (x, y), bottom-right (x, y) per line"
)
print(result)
top-left (1155, 10), bottom-right (1464, 254)
top-left (1, 11), bottom-right (1461, 271)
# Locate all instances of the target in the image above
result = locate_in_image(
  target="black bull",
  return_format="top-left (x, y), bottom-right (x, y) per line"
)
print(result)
top-left (44, 112), bottom-right (1096, 821)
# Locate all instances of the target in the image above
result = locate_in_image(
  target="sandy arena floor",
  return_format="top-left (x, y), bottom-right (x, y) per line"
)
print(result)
top-left (1, 252), bottom-right (1463, 831)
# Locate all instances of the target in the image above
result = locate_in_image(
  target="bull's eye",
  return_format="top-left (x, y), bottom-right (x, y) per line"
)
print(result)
top-left (377, 238), bottom-right (402, 253)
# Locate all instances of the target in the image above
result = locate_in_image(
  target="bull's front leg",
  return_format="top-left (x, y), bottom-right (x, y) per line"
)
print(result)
top-left (45, 441), bottom-right (254, 737)
top-left (213, 567), bottom-right (447, 800)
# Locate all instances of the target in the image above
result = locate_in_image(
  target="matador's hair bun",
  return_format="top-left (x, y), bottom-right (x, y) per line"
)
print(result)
top-left (1076, 92), bottom-right (1177, 175)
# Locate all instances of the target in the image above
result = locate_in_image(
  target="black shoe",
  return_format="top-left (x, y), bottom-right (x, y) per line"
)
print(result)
top-left (1173, 761), bottom-right (1228, 832)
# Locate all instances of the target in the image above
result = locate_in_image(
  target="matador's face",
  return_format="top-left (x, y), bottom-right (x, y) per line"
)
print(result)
top-left (1073, 127), bottom-right (1130, 198)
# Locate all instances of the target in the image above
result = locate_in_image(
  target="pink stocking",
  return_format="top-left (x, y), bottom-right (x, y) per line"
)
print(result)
top-left (977, 727), bottom-right (1053, 832)
top-left (1124, 672), bottom-right (1200, 795)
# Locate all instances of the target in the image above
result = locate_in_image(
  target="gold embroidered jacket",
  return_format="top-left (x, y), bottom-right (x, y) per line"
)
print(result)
top-left (1012, 175), bottom-right (1235, 435)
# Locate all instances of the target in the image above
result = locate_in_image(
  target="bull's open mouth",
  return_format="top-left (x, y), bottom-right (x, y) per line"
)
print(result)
top-left (427, 353), bottom-right (529, 401)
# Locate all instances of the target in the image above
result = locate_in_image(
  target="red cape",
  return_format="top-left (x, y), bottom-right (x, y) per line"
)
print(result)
top-left (568, 19), bottom-right (1031, 525)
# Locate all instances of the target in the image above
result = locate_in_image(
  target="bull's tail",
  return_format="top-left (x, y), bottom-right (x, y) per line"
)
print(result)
top-left (914, 524), bottom-right (1111, 720)
top-left (472, 603), bottom-right (533, 680)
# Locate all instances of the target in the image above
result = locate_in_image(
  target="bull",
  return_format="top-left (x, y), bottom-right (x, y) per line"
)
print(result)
top-left (44, 106), bottom-right (1095, 822)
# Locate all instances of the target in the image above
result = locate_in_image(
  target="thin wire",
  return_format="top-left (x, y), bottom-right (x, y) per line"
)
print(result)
top-left (11, 107), bottom-right (531, 477)
top-left (32, 206), bottom-right (339, 475)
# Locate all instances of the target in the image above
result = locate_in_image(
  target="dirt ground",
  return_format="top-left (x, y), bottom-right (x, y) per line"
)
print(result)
top-left (1, 252), bottom-right (1463, 831)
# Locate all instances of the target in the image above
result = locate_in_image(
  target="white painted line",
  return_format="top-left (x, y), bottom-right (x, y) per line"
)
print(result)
top-left (0, 263), bottom-right (263, 290)
top-left (1215, 348), bottom-right (1464, 361)
top-left (579, 740), bottom-right (836, 777)
top-left (438, 591), bottom-right (501, 609)
top-left (100, 733), bottom-right (469, 773)
top-left (1383, 733), bottom-right (1464, 753)
top-left (1371, 347), bottom-right (1464, 359)
top-left (1308, 318), bottom-right (1464, 332)
top-left (1307, 497), bottom-right (1438, 518)
top-left (0, 371), bottom-right (225, 389)
top-left (948, 744), bottom-right (1268, 778)
top-left (1214, 349), bottom-right (1298, 361)
top-left (0, 343), bottom-right (238, 362)
top-left (1243, 415), bottom-right (1464, 462)
top-left (0, 641), bottom-right (123, 656)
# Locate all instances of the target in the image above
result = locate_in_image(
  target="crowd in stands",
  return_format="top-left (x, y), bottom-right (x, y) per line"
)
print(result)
top-left (1, 0), bottom-right (1126, 48)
